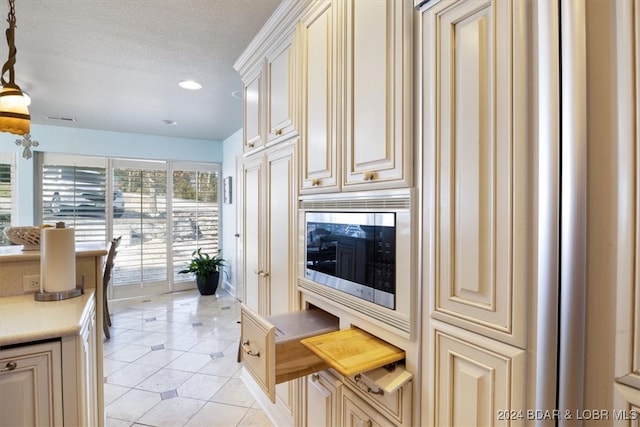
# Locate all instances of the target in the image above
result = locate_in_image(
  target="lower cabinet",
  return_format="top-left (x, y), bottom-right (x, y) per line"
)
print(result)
top-left (304, 369), bottom-right (413, 427)
top-left (0, 340), bottom-right (64, 426)
top-left (306, 371), bottom-right (341, 427)
top-left (0, 298), bottom-right (99, 426)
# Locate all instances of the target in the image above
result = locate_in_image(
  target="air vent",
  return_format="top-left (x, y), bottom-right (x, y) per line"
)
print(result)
top-left (300, 196), bottom-right (411, 211)
top-left (45, 115), bottom-right (76, 122)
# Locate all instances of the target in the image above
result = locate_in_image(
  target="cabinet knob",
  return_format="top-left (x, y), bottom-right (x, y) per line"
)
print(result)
top-left (311, 373), bottom-right (320, 382)
top-left (0, 361), bottom-right (17, 372)
top-left (248, 142), bottom-right (255, 148)
top-left (274, 128), bottom-right (283, 136)
top-left (311, 178), bottom-right (320, 186)
top-left (363, 171), bottom-right (376, 181)
top-left (234, 233), bottom-right (240, 238)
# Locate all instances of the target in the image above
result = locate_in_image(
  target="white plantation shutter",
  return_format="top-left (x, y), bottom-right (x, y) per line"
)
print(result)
top-left (0, 153), bottom-right (14, 245)
top-left (39, 154), bottom-right (109, 244)
top-left (171, 162), bottom-right (221, 283)
top-left (111, 159), bottom-right (168, 292)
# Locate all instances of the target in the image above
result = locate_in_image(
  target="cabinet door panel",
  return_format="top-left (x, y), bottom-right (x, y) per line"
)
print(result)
top-left (344, 0), bottom-right (412, 189)
top-left (0, 341), bottom-right (62, 426)
top-left (244, 68), bottom-right (263, 152)
top-left (266, 33), bottom-right (297, 143)
top-left (266, 143), bottom-right (296, 316)
top-left (306, 372), bottom-right (339, 427)
top-left (430, 0), bottom-right (529, 347)
top-left (433, 323), bottom-right (525, 427)
top-left (243, 155), bottom-right (264, 313)
top-left (300, 1), bottom-right (339, 192)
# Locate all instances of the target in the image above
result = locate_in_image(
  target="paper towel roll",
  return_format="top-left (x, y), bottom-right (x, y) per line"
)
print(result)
top-left (40, 224), bottom-right (76, 293)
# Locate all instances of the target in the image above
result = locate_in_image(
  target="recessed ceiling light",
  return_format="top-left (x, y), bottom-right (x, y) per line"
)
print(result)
top-left (162, 119), bottom-right (178, 125)
top-left (178, 80), bottom-right (202, 90)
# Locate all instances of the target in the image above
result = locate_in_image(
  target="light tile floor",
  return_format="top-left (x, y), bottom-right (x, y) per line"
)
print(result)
top-left (103, 289), bottom-right (274, 427)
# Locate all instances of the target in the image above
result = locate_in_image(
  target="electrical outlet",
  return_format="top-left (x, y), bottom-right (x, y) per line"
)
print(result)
top-left (23, 274), bottom-right (40, 293)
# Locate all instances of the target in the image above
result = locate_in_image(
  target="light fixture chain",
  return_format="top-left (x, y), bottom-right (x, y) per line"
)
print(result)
top-left (6, 0), bottom-right (14, 24)
top-left (1, 0), bottom-right (17, 86)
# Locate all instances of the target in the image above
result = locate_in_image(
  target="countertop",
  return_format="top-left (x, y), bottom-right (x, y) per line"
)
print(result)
top-left (0, 290), bottom-right (95, 347)
top-left (0, 242), bottom-right (107, 263)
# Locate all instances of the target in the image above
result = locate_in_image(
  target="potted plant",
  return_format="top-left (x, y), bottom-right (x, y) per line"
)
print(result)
top-left (179, 248), bottom-right (225, 295)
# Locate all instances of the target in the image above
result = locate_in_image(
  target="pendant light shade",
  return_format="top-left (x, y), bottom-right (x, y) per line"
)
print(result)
top-left (0, 0), bottom-right (29, 135)
top-left (0, 84), bottom-right (30, 135)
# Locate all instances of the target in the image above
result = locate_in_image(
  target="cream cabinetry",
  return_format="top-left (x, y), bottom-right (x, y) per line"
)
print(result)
top-left (242, 66), bottom-right (263, 152)
top-left (303, 368), bottom-right (413, 427)
top-left (306, 370), bottom-right (341, 427)
top-left (63, 299), bottom-right (99, 426)
top-left (0, 341), bottom-right (63, 426)
top-left (0, 299), bottom-right (97, 427)
top-left (299, 0), bottom-right (413, 194)
top-left (431, 321), bottom-right (525, 426)
top-left (421, 0), bottom-right (532, 423)
top-left (342, 0), bottom-right (413, 190)
top-left (242, 140), bottom-right (298, 316)
top-left (241, 31), bottom-right (298, 154)
top-left (241, 140), bottom-right (298, 423)
top-left (299, 0), bottom-right (339, 193)
top-left (266, 31), bottom-right (298, 144)
top-left (424, 0), bottom-right (530, 347)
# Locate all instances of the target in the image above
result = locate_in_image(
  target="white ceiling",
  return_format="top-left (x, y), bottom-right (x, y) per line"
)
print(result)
top-left (6, 0), bottom-right (282, 141)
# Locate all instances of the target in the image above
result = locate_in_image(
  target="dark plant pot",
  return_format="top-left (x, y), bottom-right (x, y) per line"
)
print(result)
top-left (196, 272), bottom-right (219, 295)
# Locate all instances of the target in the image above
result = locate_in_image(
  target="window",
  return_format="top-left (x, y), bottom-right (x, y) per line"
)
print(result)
top-left (111, 159), bottom-right (168, 297)
top-left (39, 154), bottom-right (109, 243)
top-left (37, 153), bottom-right (221, 299)
top-left (171, 162), bottom-right (220, 285)
top-left (0, 153), bottom-right (14, 245)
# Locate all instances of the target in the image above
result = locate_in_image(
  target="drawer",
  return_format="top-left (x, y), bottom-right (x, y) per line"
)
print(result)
top-left (342, 386), bottom-right (395, 427)
top-left (345, 368), bottom-right (412, 425)
top-left (240, 304), bottom-right (339, 403)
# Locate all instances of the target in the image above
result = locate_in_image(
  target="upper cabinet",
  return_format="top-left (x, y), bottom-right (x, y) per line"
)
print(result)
top-left (238, 21), bottom-right (301, 155)
top-left (299, 0), bottom-right (340, 193)
top-left (342, 0), bottom-right (413, 190)
top-left (300, 0), bottom-right (414, 194)
top-left (265, 31), bottom-right (298, 145)
top-left (242, 65), bottom-right (264, 152)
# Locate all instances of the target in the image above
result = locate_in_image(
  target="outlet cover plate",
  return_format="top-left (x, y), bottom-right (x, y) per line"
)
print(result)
top-left (23, 274), bottom-right (40, 292)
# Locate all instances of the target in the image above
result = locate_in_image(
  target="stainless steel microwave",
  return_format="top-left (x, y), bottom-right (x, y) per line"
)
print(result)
top-left (305, 211), bottom-right (396, 309)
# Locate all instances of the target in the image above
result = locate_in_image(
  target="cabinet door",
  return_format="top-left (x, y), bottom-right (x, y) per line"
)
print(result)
top-left (0, 341), bottom-right (63, 426)
top-left (265, 142), bottom-right (297, 316)
top-left (343, 0), bottom-right (412, 189)
top-left (266, 32), bottom-right (298, 144)
top-left (427, 0), bottom-right (529, 347)
top-left (306, 371), bottom-right (341, 427)
top-left (432, 322), bottom-right (525, 426)
top-left (265, 142), bottom-right (297, 420)
top-left (300, 0), bottom-right (339, 193)
top-left (243, 153), bottom-right (265, 313)
top-left (243, 66), bottom-right (264, 152)
top-left (80, 304), bottom-right (98, 426)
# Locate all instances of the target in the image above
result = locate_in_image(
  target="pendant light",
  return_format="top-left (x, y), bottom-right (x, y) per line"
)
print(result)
top-left (0, 0), bottom-right (29, 135)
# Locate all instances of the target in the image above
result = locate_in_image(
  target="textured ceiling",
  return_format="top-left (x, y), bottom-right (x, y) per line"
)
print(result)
top-left (4, 0), bottom-right (282, 141)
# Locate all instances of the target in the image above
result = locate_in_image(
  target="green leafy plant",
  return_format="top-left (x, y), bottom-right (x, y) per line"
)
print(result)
top-left (178, 248), bottom-right (225, 280)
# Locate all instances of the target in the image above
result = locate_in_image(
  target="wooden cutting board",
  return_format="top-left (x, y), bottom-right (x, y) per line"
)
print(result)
top-left (300, 327), bottom-right (405, 377)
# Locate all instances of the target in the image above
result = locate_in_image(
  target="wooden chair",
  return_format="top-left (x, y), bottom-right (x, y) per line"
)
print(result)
top-left (103, 236), bottom-right (121, 339)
